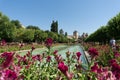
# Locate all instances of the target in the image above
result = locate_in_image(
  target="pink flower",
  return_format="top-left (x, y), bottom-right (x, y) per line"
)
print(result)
top-left (76, 52), bottom-right (81, 60)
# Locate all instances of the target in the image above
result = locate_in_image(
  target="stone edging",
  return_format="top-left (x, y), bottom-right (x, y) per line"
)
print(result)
top-left (84, 51), bottom-right (91, 63)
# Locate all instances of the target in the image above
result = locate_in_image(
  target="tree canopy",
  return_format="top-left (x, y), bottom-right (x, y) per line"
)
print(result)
top-left (85, 12), bottom-right (120, 43)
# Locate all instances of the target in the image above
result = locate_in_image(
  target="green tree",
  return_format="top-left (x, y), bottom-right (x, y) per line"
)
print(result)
top-left (65, 32), bottom-right (68, 37)
top-left (0, 12), bottom-right (16, 41)
top-left (59, 29), bottom-right (64, 35)
top-left (50, 20), bottom-right (58, 33)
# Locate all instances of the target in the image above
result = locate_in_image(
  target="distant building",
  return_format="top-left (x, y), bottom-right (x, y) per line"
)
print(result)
top-left (82, 33), bottom-right (88, 38)
top-left (67, 35), bottom-right (74, 39)
top-left (73, 30), bottom-right (79, 40)
top-left (67, 30), bottom-right (79, 41)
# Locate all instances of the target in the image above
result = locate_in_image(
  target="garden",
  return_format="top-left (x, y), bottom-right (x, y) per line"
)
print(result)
top-left (0, 38), bottom-right (120, 80)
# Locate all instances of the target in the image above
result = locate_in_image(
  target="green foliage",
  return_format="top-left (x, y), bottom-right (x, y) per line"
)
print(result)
top-left (11, 20), bottom-right (23, 29)
top-left (48, 32), bottom-right (58, 41)
top-left (15, 28), bottom-right (25, 42)
top-left (26, 25), bottom-right (40, 30)
top-left (21, 29), bottom-right (35, 42)
top-left (59, 29), bottom-right (64, 35)
top-left (0, 19), bottom-right (16, 42)
top-left (86, 12), bottom-right (120, 43)
top-left (65, 32), bottom-right (68, 37)
top-left (0, 12), bottom-right (70, 43)
top-left (58, 34), bottom-right (68, 43)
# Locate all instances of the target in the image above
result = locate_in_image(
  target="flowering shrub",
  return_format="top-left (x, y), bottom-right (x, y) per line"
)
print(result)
top-left (0, 39), bottom-right (120, 80)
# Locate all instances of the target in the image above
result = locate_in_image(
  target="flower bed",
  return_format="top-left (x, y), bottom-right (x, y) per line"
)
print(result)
top-left (0, 39), bottom-right (120, 80)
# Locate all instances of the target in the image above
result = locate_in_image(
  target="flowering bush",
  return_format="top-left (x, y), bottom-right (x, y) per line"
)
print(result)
top-left (0, 39), bottom-right (120, 80)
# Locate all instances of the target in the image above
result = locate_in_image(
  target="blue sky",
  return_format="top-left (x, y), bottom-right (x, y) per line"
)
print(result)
top-left (0, 0), bottom-right (120, 35)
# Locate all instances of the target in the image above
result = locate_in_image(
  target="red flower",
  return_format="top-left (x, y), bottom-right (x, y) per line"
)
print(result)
top-left (58, 62), bottom-right (68, 74)
top-left (76, 52), bottom-right (81, 60)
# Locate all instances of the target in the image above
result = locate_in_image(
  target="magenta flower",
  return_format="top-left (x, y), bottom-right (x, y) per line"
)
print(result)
top-left (66, 51), bottom-right (71, 57)
top-left (46, 56), bottom-right (51, 62)
top-left (2, 69), bottom-right (17, 80)
top-left (0, 52), bottom-right (14, 69)
top-left (45, 38), bottom-right (53, 48)
top-left (97, 69), bottom-right (116, 80)
top-left (88, 48), bottom-right (98, 59)
top-left (19, 43), bottom-right (24, 48)
top-left (53, 50), bottom-right (58, 55)
top-left (58, 62), bottom-right (73, 80)
top-left (31, 45), bottom-right (35, 51)
top-left (58, 62), bottom-right (68, 74)
top-left (109, 59), bottom-right (117, 66)
top-left (55, 54), bottom-right (63, 63)
top-left (0, 39), bottom-right (6, 46)
top-left (26, 51), bottom-right (31, 57)
top-left (12, 63), bottom-right (21, 76)
top-left (32, 54), bottom-right (42, 62)
top-left (109, 59), bottom-right (120, 79)
top-left (91, 62), bottom-right (99, 73)
top-left (114, 52), bottom-right (120, 58)
top-left (76, 52), bottom-right (81, 60)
